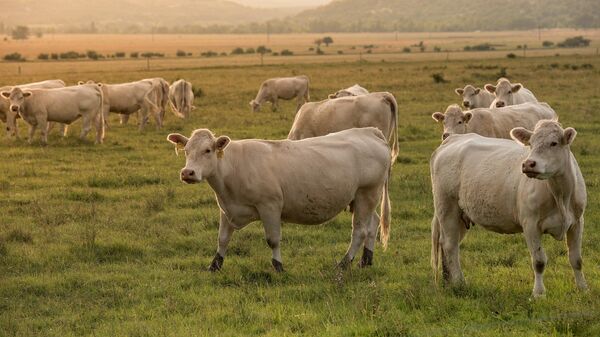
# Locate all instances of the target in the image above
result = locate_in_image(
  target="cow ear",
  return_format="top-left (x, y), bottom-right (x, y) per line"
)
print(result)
top-left (167, 133), bottom-right (188, 146)
top-left (484, 84), bottom-right (496, 93)
top-left (0, 91), bottom-right (9, 99)
top-left (248, 101), bottom-right (254, 106)
top-left (78, 81), bottom-right (85, 85)
top-left (432, 112), bottom-right (444, 122)
top-left (474, 88), bottom-right (481, 94)
top-left (215, 136), bottom-right (231, 151)
top-left (328, 93), bottom-right (336, 99)
top-left (510, 127), bottom-right (533, 146)
top-left (455, 88), bottom-right (464, 95)
top-left (22, 91), bottom-right (32, 98)
top-left (512, 83), bottom-right (522, 93)
top-left (562, 127), bottom-right (577, 145)
top-left (464, 112), bottom-right (473, 123)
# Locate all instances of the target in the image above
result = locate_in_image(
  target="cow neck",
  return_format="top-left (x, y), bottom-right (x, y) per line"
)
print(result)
top-left (546, 153), bottom-right (577, 231)
top-left (205, 149), bottom-right (235, 200)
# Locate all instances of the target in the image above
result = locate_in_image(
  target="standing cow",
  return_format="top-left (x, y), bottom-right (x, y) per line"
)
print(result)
top-left (250, 75), bottom-right (310, 112)
top-left (1, 84), bottom-right (104, 144)
top-left (485, 78), bottom-right (538, 108)
top-left (168, 79), bottom-right (195, 118)
top-left (454, 84), bottom-right (494, 109)
top-left (167, 127), bottom-right (391, 272)
top-left (288, 92), bottom-right (399, 165)
top-left (328, 84), bottom-right (369, 99)
top-left (121, 77), bottom-right (170, 124)
top-left (1, 80), bottom-right (66, 138)
top-left (430, 120), bottom-right (587, 297)
top-left (432, 102), bottom-right (556, 140)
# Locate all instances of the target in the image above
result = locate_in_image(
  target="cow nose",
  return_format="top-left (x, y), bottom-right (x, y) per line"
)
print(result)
top-left (522, 160), bottom-right (536, 170)
top-left (181, 169), bottom-right (195, 180)
top-left (10, 106), bottom-right (18, 112)
top-left (495, 101), bottom-right (505, 108)
top-left (442, 133), bottom-right (450, 140)
top-left (463, 101), bottom-right (469, 107)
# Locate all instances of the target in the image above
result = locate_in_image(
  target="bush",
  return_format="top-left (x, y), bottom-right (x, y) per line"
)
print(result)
top-left (130, 52), bottom-right (139, 58)
top-left (316, 49), bottom-right (325, 55)
top-left (366, 49), bottom-right (372, 54)
top-left (506, 53), bottom-right (517, 58)
top-left (245, 47), bottom-right (255, 54)
top-left (464, 43), bottom-right (494, 51)
top-left (432, 73), bottom-right (448, 83)
top-left (141, 52), bottom-right (164, 58)
top-left (557, 36), bottom-right (591, 48)
top-left (51, 53), bottom-right (59, 60)
top-left (4, 52), bottom-right (25, 61)
top-left (337, 50), bottom-right (343, 54)
top-left (231, 47), bottom-right (244, 55)
top-left (201, 51), bottom-right (218, 57)
top-left (280, 49), bottom-right (293, 56)
top-left (433, 46), bottom-right (441, 52)
top-left (272, 52), bottom-right (279, 56)
top-left (37, 53), bottom-right (49, 60)
top-left (542, 41), bottom-right (554, 48)
top-left (176, 50), bottom-right (187, 57)
top-left (86, 50), bottom-right (100, 60)
top-left (192, 86), bottom-right (204, 97)
top-left (115, 52), bottom-right (125, 58)
top-left (402, 47), bottom-right (411, 53)
top-left (308, 47), bottom-right (314, 51)
top-left (60, 51), bottom-right (80, 59)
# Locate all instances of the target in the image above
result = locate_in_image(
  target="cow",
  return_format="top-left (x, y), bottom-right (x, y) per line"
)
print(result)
top-left (288, 92), bottom-right (399, 165)
top-left (0, 84), bottom-right (104, 144)
top-left (120, 77), bottom-right (171, 125)
top-left (432, 102), bottom-right (556, 140)
top-left (1, 80), bottom-right (66, 138)
top-left (249, 75), bottom-right (309, 112)
top-left (168, 79), bottom-right (195, 118)
top-left (167, 127), bottom-right (392, 272)
top-left (430, 120), bottom-right (587, 297)
top-left (79, 80), bottom-right (161, 130)
top-left (454, 84), bottom-right (494, 109)
top-left (328, 84), bottom-right (369, 99)
top-left (485, 78), bottom-right (538, 108)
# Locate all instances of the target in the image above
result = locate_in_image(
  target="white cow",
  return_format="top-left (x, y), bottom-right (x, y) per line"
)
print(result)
top-left (288, 92), bottom-right (399, 165)
top-left (167, 127), bottom-right (392, 272)
top-left (250, 75), bottom-right (310, 112)
top-left (454, 84), bottom-right (494, 109)
top-left (1, 84), bottom-right (104, 144)
top-left (80, 80), bottom-right (161, 130)
top-left (328, 84), bottom-right (369, 99)
top-left (168, 79), bottom-right (194, 118)
top-left (432, 102), bottom-right (556, 140)
top-left (120, 77), bottom-right (171, 125)
top-left (485, 78), bottom-right (538, 108)
top-left (430, 120), bottom-right (587, 297)
top-left (0, 80), bottom-right (66, 138)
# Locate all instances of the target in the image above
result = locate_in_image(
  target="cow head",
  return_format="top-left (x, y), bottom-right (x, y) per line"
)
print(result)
top-left (249, 100), bottom-right (260, 112)
top-left (486, 78), bottom-right (522, 108)
top-left (329, 90), bottom-right (351, 99)
top-left (432, 104), bottom-right (472, 140)
top-left (167, 129), bottom-right (231, 184)
top-left (0, 87), bottom-right (31, 137)
top-left (511, 120), bottom-right (576, 180)
top-left (455, 84), bottom-right (481, 109)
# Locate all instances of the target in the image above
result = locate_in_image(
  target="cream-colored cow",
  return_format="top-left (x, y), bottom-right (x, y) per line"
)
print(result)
top-left (250, 75), bottom-right (310, 112)
top-left (485, 78), bottom-right (538, 108)
top-left (454, 84), bottom-right (494, 109)
top-left (168, 79), bottom-right (194, 118)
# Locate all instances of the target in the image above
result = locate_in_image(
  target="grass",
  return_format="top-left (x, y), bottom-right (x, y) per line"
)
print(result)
top-left (0, 40), bottom-right (600, 336)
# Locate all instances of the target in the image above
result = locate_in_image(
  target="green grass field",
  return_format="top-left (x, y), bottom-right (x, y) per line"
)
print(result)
top-left (1, 52), bottom-right (600, 336)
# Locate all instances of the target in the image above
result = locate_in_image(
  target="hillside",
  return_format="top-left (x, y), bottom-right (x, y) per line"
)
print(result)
top-left (294, 0), bottom-right (600, 32)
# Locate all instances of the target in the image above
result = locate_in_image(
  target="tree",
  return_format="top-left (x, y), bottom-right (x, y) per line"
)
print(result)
top-left (256, 45), bottom-right (271, 66)
top-left (11, 26), bottom-right (29, 40)
top-left (322, 36), bottom-right (333, 47)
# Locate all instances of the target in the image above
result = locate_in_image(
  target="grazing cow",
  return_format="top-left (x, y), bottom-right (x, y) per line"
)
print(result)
top-left (0, 80), bottom-right (66, 137)
top-left (80, 80), bottom-right (161, 130)
top-left (430, 120), bottom-right (587, 297)
top-left (485, 78), bottom-right (538, 108)
top-left (328, 84), bottom-right (369, 99)
top-left (288, 92), bottom-right (399, 164)
top-left (454, 84), bottom-right (494, 109)
top-left (1, 84), bottom-right (104, 144)
top-left (120, 77), bottom-right (170, 124)
top-left (250, 75), bottom-right (309, 112)
top-left (167, 127), bottom-right (392, 272)
top-left (168, 79), bottom-right (195, 118)
top-left (432, 102), bottom-right (556, 140)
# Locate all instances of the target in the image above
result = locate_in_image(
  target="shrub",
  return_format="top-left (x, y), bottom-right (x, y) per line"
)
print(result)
top-left (432, 73), bottom-right (448, 83)
top-left (308, 47), bottom-right (314, 51)
top-left (366, 49), bottom-right (372, 54)
top-left (176, 50), bottom-right (187, 57)
top-left (245, 47), bottom-right (255, 54)
top-left (51, 53), bottom-right (59, 60)
top-left (37, 53), bottom-right (49, 60)
top-left (337, 50), bottom-right (344, 54)
top-left (60, 51), bottom-right (80, 59)
top-left (4, 52), bottom-right (25, 61)
top-left (192, 86), bottom-right (204, 97)
top-left (130, 52), bottom-right (139, 58)
top-left (402, 47), bottom-right (411, 53)
top-left (280, 49), bottom-right (293, 56)
top-left (433, 46), bottom-right (441, 52)
top-left (542, 41), bottom-right (554, 48)
top-left (506, 53), bottom-right (517, 58)
top-left (557, 36), bottom-right (591, 48)
top-left (141, 52), bottom-right (164, 58)
top-left (200, 51), bottom-right (218, 57)
top-left (464, 43), bottom-right (494, 51)
top-left (86, 50), bottom-right (100, 60)
top-left (231, 47), bottom-right (244, 55)
top-left (115, 52), bottom-right (125, 58)
top-left (272, 52), bottom-right (280, 56)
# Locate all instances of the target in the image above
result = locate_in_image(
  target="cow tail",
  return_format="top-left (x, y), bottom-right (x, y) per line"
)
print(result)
top-left (96, 84), bottom-right (105, 142)
top-left (170, 82), bottom-right (186, 119)
top-left (431, 215), bottom-right (441, 283)
top-left (379, 163), bottom-right (391, 250)
top-left (144, 84), bottom-right (162, 117)
top-left (381, 92), bottom-right (399, 165)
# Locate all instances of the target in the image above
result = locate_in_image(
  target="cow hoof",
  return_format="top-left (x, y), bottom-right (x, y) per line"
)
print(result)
top-left (336, 255), bottom-right (353, 270)
top-left (358, 248), bottom-right (373, 268)
top-left (208, 253), bottom-right (224, 272)
top-left (272, 259), bottom-right (284, 272)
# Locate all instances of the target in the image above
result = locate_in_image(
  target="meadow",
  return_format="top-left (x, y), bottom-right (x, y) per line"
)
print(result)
top-left (0, 31), bottom-right (600, 336)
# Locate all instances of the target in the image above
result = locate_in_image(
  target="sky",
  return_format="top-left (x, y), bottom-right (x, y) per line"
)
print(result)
top-left (232, 0), bottom-right (331, 8)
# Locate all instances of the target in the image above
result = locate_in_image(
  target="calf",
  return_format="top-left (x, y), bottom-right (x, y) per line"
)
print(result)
top-left (454, 84), bottom-right (494, 109)
top-left (485, 78), bottom-right (538, 108)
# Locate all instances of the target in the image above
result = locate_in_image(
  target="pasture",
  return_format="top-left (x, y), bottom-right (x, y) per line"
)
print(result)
top-left (1, 34), bottom-right (600, 336)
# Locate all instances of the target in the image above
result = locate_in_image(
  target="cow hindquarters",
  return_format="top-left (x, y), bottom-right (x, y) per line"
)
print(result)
top-left (567, 218), bottom-right (587, 291)
top-left (436, 202), bottom-right (466, 285)
top-left (339, 188), bottom-right (379, 269)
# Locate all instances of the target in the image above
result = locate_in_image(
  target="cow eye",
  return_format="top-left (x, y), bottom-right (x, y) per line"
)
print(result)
top-left (458, 121), bottom-right (462, 124)
top-left (205, 149), bottom-right (211, 153)
top-left (507, 91), bottom-right (512, 94)
top-left (550, 141), bottom-right (558, 147)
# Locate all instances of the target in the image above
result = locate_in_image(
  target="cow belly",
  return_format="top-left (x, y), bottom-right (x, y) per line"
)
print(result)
top-left (281, 189), bottom-right (354, 225)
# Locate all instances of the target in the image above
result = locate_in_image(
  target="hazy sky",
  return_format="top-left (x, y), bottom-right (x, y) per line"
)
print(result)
top-left (232, 0), bottom-right (331, 8)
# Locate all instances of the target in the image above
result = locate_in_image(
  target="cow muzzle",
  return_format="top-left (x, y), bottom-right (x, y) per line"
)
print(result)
top-left (10, 105), bottom-right (19, 112)
top-left (180, 168), bottom-right (200, 184)
top-left (495, 101), bottom-right (505, 108)
top-left (522, 160), bottom-right (541, 179)
top-left (442, 133), bottom-right (450, 140)
top-left (462, 101), bottom-right (470, 108)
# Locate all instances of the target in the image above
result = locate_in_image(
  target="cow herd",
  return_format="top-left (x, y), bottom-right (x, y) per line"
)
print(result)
top-left (0, 77), bottom-right (195, 144)
top-left (1, 74), bottom-right (588, 298)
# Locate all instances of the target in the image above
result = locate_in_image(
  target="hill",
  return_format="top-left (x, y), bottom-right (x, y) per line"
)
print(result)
top-left (294, 0), bottom-right (600, 32)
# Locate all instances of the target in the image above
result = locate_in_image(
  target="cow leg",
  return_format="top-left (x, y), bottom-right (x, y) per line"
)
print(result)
top-left (120, 114), bottom-right (129, 125)
top-left (523, 225), bottom-right (547, 297)
top-left (209, 211), bottom-right (235, 272)
top-left (94, 112), bottom-right (104, 144)
top-left (272, 98), bottom-right (278, 112)
top-left (567, 218), bottom-right (587, 291)
top-left (80, 114), bottom-right (93, 141)
top-left (27, 124), bottom-right (37, 144)
top-left (59, 124), bottom-right (68, 137)
top-left (339, 190), bottom-right (377, 269)
top-left (437, 203), bottom-right (466, 285)
top-left (138, 110), bottom-right (148, 131)
top-left (36, 115), bottom-right (49, 145)
top-left (152, 108), bottom-right (162, 130)
top-left (258, 206), bottom-right (284, 272)
top-left (359, 212), bottom-right (379, 267)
